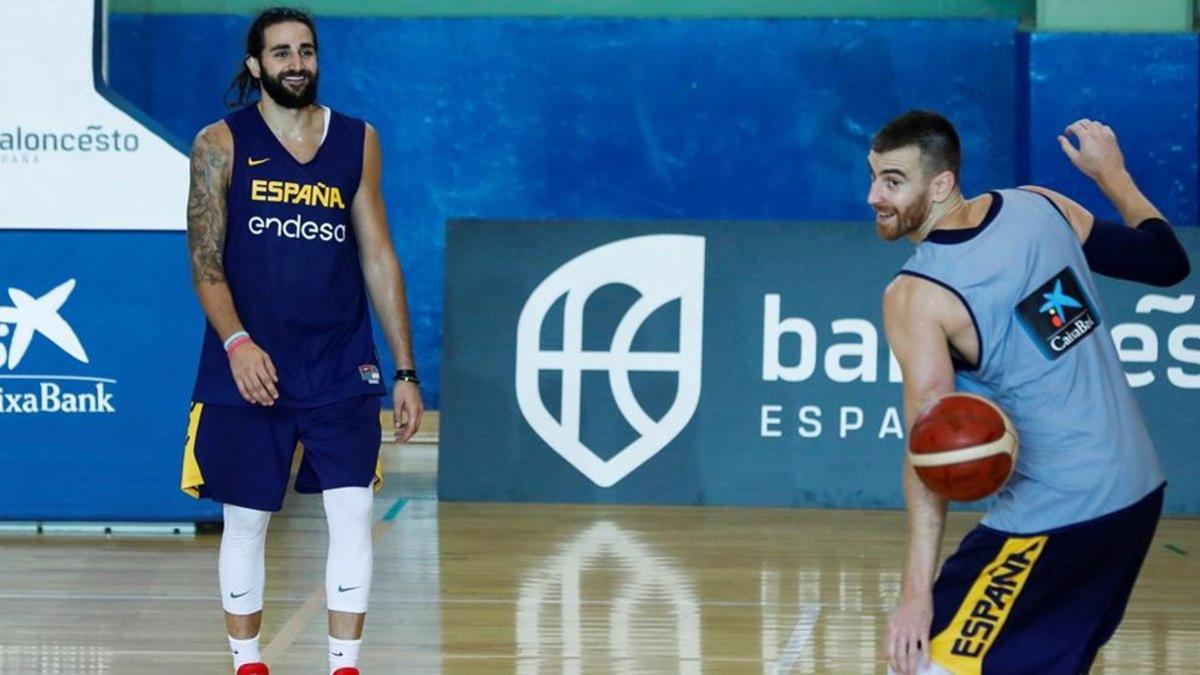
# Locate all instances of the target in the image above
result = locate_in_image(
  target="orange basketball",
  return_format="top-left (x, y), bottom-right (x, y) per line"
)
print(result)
top-left (907, 393), bottom-right (1018, 502)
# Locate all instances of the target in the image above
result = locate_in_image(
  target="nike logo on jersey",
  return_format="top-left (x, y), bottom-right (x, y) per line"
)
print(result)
top-left (247, 156), bottom-right (271, 166)
top-left (337, 584), bottom-right (360, 593)
top-left (230, 590), bottom-right (251, 598)
top-left (331, 651), bottom-right (345, 657)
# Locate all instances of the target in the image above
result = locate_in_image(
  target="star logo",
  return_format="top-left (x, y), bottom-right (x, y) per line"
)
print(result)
top-left (0, 279), bottom-right (89, 369)
top-left (1038, 279), bottom-right (1082, 329)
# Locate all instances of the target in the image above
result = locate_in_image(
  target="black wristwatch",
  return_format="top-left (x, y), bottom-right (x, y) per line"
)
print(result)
top-left (394, 369), bottom-right (421, 385)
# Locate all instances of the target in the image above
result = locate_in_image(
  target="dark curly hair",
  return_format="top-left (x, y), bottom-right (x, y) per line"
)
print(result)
top-left (225, 7), bottom-right (318, 108)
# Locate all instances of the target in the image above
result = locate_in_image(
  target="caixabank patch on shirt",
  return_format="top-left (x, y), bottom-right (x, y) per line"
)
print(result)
top-left (1015, 266), bottom-right (1101, 360)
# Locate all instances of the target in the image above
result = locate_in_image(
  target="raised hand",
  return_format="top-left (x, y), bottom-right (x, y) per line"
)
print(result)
top-left (1058, 118), bottom-right (1126, 183)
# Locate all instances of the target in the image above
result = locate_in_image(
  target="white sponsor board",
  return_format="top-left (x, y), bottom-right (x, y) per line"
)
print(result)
top-left (0, 0), bottom-right (187, 231)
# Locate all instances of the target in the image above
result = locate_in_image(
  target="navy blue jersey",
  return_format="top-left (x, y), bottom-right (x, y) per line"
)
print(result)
top-left (191, 105), bottom-right (387, 407)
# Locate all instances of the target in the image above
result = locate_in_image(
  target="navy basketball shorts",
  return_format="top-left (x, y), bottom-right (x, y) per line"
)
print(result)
top-left (927, 484), bottom-right (1164, 674)
top-left (180, 396), bottom-right (383, 512)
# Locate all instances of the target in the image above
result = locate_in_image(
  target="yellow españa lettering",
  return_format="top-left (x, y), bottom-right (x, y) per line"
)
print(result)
top-left (929, 535), bottom-right (1048, 674)
top-left (249, 179), bottom-right (345, 208)
top-left (282, 181), bottom-right (300, 203)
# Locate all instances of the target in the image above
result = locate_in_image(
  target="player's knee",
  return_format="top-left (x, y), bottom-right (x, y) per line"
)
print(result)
top-left (323, 486), bottom-right (373, 523)
top-left (223, 503), bottom-right (271, 541)
top-left (219, 504), bottom-right (270, 615)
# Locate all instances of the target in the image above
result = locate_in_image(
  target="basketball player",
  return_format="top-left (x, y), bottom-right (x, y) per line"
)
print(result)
top-left (869, 111), bottom-right (1189, 674)
top-left (180, 8), bottom-right (423, 675)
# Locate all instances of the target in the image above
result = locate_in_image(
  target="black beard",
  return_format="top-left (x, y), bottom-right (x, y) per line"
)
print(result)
top-left (260, 69), bottom-right (318, 109)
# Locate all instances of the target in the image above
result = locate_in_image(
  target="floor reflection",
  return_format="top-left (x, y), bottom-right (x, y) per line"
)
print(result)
top-left (435, 502), bottom-right (1199, 674)
top-left (515, 520), bottom-right (701, 674)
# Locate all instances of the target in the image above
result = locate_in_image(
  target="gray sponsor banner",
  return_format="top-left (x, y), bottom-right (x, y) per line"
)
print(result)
top-left (440, 220), bottom-right (1200, 513)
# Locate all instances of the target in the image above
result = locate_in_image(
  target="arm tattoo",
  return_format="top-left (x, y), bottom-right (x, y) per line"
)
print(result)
top-left (187, 128), bottom-right (230, 286)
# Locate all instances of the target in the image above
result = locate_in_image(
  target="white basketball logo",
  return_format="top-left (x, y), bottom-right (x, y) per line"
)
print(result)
top-left (515, 235), bottom-right (705, 487)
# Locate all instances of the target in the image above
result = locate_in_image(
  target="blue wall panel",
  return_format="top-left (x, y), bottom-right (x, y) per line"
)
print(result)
top-left (0, 231), bottom-right (219, 521)
top-left (1023, 32), bottom-right (1198, 226)
top-left (108, 16), bottom-right (1020, 407)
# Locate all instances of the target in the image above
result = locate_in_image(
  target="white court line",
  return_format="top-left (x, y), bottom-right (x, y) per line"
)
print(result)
top-left (774, 604), bottom-right (821, 675)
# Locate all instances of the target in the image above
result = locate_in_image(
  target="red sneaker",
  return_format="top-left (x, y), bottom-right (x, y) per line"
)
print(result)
top-left (332, 669), bottom-right (359, 675)
top-left (236, 664), bottom-right (269, 675)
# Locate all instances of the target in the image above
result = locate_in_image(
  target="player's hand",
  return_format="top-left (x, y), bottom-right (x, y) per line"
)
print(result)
top-left (1058, 119), bottom-right (1126, 184)
top-left (886, 590), bottom-right (934, 675)
top-left (393, 380), bottom-right (423, 443)
top-left (228, 340), bottom-right (279, 406)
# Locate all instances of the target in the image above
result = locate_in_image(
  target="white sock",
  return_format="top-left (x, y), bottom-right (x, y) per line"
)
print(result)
top-left (328, 636), bottom-right (361, 672)
top-left (229, 634), bottom-right (261, 668)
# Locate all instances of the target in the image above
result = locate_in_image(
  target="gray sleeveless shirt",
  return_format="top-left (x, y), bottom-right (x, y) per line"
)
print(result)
top-left (900, 188), bottom-right (1163, 533)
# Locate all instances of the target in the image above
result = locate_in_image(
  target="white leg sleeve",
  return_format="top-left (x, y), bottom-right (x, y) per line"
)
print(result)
top-left (219, 503), bottom-right (271, 615)
top-left (323, 486), bottom-right (374, 614)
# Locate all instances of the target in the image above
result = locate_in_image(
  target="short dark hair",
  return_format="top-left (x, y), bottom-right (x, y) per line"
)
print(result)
top-left (225, 7), bottom-right (318, 108)
top-left (871, 110), bottom-right (961, 181)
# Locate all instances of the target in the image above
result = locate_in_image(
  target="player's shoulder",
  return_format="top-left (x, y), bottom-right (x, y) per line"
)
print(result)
top-left (1017, 184), bottom-right (1093, 221)
top-left (353, 115), bottom-right (378, 144)
top-left (357, 119), bottom-right (381, 154)
top-left (883, 272), bottom-right (929, 313)
top-left (322, 108), bottom-right (374, 146)
top-left (1017, 184), bottom-right (1093, 241)
top-left (1017, 184), bottom-right (1072, 205)
top-left (191, 119), bottom-right (233, 156)
top-left (325, 106), bottom-right (369, 129)
top-left (883, 270), bottom-right (964, 327)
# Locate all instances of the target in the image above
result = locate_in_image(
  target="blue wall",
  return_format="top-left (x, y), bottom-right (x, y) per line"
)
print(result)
top-left (108, 16), bottom-right (1029, 406)
top-left (1022, 32), bottom-right (1198, 227)
top-left (108, 16), bottom-right (1200, 407)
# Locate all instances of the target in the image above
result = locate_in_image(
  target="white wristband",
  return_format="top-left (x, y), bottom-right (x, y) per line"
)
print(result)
top-left (222, 330), bottom-right (250, 351)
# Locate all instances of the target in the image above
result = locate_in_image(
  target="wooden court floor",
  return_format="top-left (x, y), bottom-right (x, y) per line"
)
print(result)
top-left (1, 443), bottom-right (1197, 674)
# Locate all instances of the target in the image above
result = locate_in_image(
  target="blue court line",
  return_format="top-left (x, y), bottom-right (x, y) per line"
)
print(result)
top-left (382, 498), bottom-right (409, 522)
